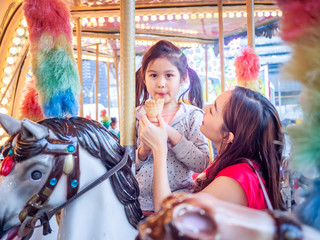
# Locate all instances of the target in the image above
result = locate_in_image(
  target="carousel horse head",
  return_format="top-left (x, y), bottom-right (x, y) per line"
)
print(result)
top-left (137, 192), bottom-right (320, 240)
top-left (0, 114), bottom-right (142, 240)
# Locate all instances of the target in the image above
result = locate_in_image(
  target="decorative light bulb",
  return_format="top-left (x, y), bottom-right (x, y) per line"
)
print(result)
top-left (21, 18), bottom-right (28, 27)
top-left (183, 14), bottom-right (189, 20)
top-left (143, 15), bottom-right (149, 21)
top-left (16, 28), bottom-right (25, 36)
top-left (159, 15), bottom-right (165, 21)
top-left (4, 67), bottom-right (12, 74)
top-left (2, 98), bottom-right (8, 105)
top-left (6, 57), bottom-right (14, 65)
top-left (13, 37), bottom-right (21, 45)
top-left (0, 108), bottom-right (8, 114)
top-left (3, 77), bottom-right (10, 85)
top-left (175, 14), bottom-right (181, 20)
top-left (98, 17), bottom-right (105, 23)
top-left (167, 15), bottom-right (173, 21)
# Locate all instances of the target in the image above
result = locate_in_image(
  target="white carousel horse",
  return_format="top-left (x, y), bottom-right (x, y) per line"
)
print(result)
top-left (0, 114), bottom-right (142, 240)
top-left (137, 192), bottom-right (320, 240)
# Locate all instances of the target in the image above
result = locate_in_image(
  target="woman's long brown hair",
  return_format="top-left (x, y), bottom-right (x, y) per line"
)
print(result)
top-left (195, 86), bottom-right (285, 210)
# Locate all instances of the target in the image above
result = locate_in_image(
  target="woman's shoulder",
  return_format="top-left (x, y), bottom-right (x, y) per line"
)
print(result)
top-left (216, 163), bottom-right (266, 209)
top-left (217, 163), bottom-right (254, 176)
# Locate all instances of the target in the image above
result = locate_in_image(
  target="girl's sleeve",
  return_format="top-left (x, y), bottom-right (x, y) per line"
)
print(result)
top-left (170, 110), bottom-right (210, 173)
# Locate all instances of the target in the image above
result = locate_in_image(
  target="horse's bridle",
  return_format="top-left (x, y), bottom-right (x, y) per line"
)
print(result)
top-left (17, 138), bottom-right (128, 240)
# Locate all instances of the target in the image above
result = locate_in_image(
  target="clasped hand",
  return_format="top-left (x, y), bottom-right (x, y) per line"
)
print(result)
top-left (139, 114), bottom-right (168, 153)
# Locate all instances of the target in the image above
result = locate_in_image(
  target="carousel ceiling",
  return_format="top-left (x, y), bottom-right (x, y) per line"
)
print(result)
top-left (69, 0), bottom-right (281, 57)
top-left (71, 0), bottom-right (280, 42)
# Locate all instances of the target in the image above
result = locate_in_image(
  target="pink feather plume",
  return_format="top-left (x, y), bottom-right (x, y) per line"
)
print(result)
top-left (20, 79), bottom-right (44, 121)
top-left (234, 47), bottom-right (260, 82)
top-left (23, 0), bottom-right (72, 42)
top-left (276, 0), bottom-right (320, 42)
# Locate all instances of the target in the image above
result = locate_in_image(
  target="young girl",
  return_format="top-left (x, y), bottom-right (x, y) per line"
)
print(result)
top-left (139, 86), bottom-right (285, 212)
top-left (135, 40), bottom-right (211, 213)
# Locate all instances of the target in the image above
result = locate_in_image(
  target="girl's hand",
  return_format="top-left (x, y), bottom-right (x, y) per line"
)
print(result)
top-left (138, 144), bottom-right (152, 161)
top-left (166, 124), bottom-right (182, 146)
top-left (139, 114), bottom-right (168, 153)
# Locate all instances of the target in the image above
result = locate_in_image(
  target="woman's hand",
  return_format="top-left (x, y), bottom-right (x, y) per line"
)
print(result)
top-left (139, 114), bottom-right (168, 153)
top-left (140, 114), bottom-right (172, 212)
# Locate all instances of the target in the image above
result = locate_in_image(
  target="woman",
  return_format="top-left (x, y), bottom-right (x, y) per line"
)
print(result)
top-left (139, 86), bottom-right (285, 212)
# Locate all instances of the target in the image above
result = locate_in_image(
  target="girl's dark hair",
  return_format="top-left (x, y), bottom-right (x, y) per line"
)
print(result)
top-left (136, 40), bottom-right (203, 108)
top-left (195, 87), bottom-right (285, 210)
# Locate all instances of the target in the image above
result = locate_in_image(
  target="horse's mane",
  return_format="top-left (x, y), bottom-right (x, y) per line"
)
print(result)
top-left (13, 117), bottom-right (142, 228)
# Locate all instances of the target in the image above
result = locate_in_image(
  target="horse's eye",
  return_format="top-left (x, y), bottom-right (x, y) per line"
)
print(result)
top-left (31, 170), bottom-right (42, 180)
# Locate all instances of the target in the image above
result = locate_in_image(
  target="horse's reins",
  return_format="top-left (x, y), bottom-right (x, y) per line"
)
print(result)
top-left (18, 140), bottom-right (128, 240)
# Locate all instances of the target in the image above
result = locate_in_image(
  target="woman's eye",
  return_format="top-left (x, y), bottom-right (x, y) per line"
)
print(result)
top-left (150, 74), bottom-right (157, 78)
top-left (166, 74), bottom-right (173, 78)
top-left (31, 170), bottom-right (43, 180)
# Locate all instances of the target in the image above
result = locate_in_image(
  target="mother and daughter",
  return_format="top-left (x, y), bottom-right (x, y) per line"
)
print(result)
top-left (135, 40), bottom-right (285, 214)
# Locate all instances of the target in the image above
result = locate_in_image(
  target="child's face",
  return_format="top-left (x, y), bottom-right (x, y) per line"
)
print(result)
top-left (145, 57), bottom-right (183, 107)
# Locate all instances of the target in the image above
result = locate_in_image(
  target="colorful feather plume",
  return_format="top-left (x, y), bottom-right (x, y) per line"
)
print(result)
top-left (276, 0), bottom-right (320, 42)
top-left (100, 109), bottom-right (111, 128)
top-left (276, 0), bottom-right (320, 230)
top-left (234, 47), bottom-right (260, 91)
top-left (23, 0), bottom-right (80, 118)
top-left (19, 79), bottom-right (44, 121)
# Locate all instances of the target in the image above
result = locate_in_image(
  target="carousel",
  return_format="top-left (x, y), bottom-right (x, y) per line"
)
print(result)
top-left (0, 0), bottom-right (319, 239)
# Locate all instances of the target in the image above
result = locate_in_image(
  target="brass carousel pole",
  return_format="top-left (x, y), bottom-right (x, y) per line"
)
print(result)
top-left (114, 49), bottom-right (120, 119)
top-left (120, 0), bottom-right (135, 160)
top-left (76, 17), bottom-right (83, 117)
top-left (95, 43), bottom-right (99, 121)
top-left (218, 0), bottom-right (225, 92)
top-left (246, 0), bottom-right (255, 50)
top-left (107, 61), bottom-right (111, 116)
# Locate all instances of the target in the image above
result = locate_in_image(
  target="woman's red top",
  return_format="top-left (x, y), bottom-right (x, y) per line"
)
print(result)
top-left (216, 163), bottom-right (267, 209)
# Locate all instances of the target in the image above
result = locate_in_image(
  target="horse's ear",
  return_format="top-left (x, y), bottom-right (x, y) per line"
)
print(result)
top-left (21, 119), bottom-right (49, 141)
top-left (0, 113), bottom-right (21, 136)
